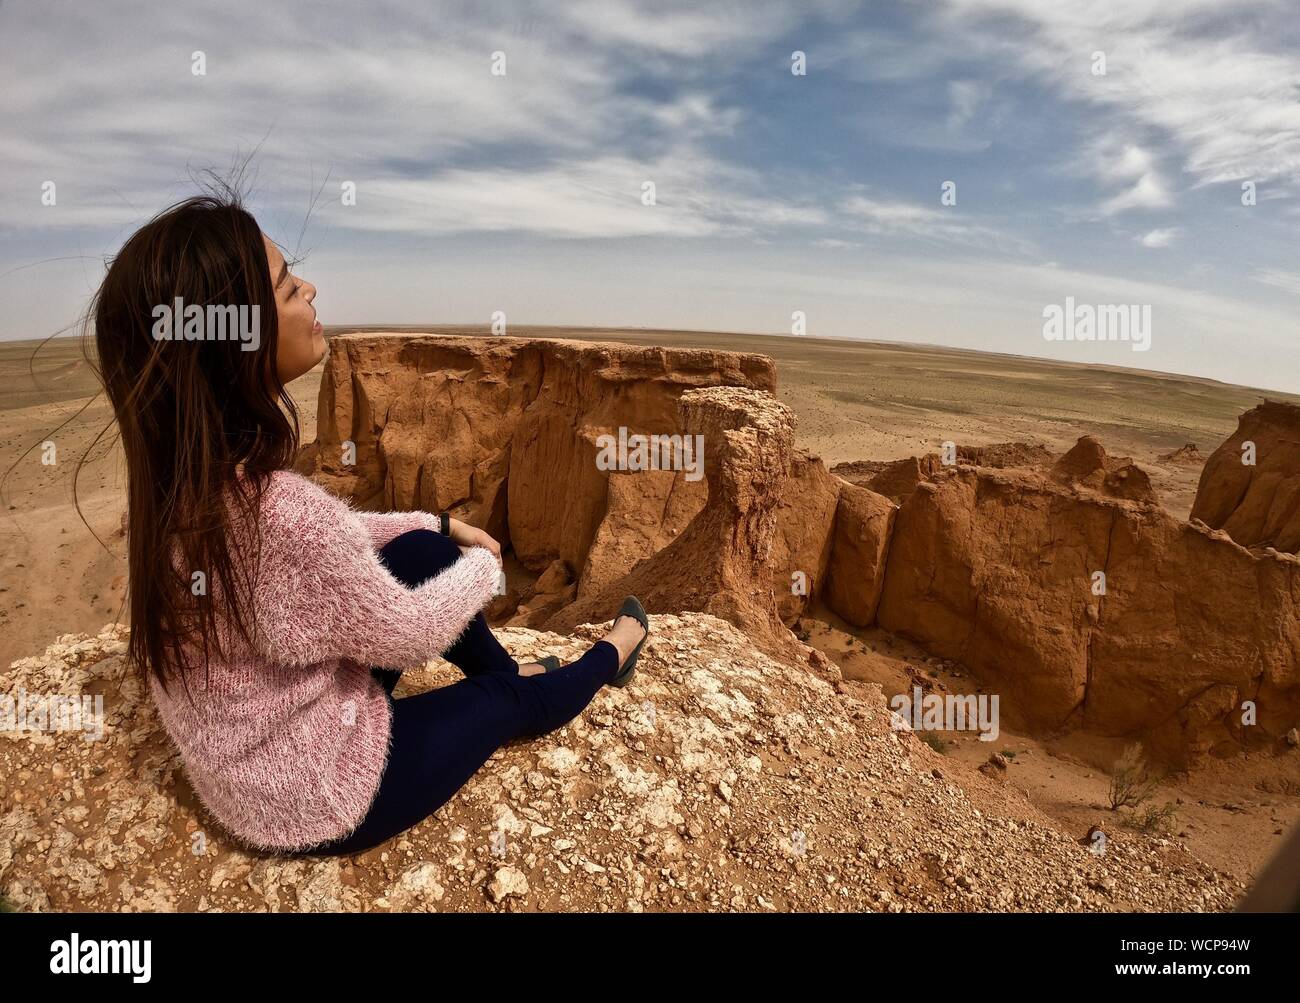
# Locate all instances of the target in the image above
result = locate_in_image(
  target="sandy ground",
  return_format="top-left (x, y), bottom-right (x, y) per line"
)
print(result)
top-left (0, 338), bottom-right (321, 673)
top-left (798, 604), bottom-right (1299, 884)
top-left (2, 326), bottom-right (1297, 891)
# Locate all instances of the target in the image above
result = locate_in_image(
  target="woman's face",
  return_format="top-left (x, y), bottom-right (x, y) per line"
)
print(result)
top-left (263, 234), bottom-right (325, 384)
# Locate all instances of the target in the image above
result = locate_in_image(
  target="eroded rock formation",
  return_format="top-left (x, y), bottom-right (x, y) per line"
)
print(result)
top-left (1051, 435), bottom-right (1157, 503)
top-left (876, 466), bottom-right (1300, 766)
top-left (831, 441), bottom-right (1055, 504)
top-left (304, 334), bottom-right (1300, 766)
top-left (308, 333), bottom-right (775, 597)
top-left (7, 332), bottom-right (1298, 912)
top-left (832, 455), bottom-right (944, 504)
top-left (1191, 400), bottom-right (1300, 553)
top-left (769, 449), bottom-right (841, 623)
top-left (824, 483), bottom-right (895, 627)
top-left (1159, 443), bottom-right (1204, 465)
top-left (10, 331), bottom-right (1299, 913)
top-left (542, 386), bottom-right (801, 662)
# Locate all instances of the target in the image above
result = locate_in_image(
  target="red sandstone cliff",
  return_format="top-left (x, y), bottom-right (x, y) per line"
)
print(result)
top-left (1191, 400), bottom-right (1300, 553)
top-left (305, 334), bottom-right (1300, 766)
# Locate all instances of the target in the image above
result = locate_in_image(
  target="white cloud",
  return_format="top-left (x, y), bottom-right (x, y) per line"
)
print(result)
top-left (1093, 143), bottom-right (1160, 185)
top-left (1072, 138), bottom-right (1176, 217)
top-left (558, 0), bottom-right (796, 58)
top-left (944, 0), bottom-right (1300, 192)
top-left (946, 79), bottom-right (990, 131)
top-left (1100, 172), bottom-right (1174, 215)
top-left (838, 194), bottom-right (1035, 256)
top-left (841, 196), bottom-right (944, 230)
top-left (336, 155), bottom-right (826, 239)
top-left (1254, 269), bottom-right (1300, 296)
top-left (648, 93), bottom-right (745, 135)
top-left (0, 0), bottom-right (785, 235)
top-left (3, 0), bottom-right (1298, 393)
top-left (1139, 227), bottom-right (1177, 248)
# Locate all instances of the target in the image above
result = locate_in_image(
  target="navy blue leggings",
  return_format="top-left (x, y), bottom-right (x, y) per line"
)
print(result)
top-left (301, 529), bottom-right (619, 856)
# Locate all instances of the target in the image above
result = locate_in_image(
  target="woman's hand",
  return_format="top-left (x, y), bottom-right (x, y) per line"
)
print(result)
top-left (448, 518), bottom-right (503, 565)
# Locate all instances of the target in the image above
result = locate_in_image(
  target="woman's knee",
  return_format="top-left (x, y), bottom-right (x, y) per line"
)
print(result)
top-left (378, 528), bottom-right (459, 587)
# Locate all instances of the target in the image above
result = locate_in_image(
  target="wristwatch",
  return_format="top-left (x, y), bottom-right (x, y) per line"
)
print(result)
top-left (438, 511), bottom-right (450, 535)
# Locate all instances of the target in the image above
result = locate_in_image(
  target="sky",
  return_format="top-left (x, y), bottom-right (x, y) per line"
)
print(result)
top-left (2, 0), bottom-right (1299, 391)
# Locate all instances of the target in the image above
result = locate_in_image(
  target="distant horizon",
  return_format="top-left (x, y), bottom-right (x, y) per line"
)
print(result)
top-left (12, 321), bottom-right (1300, 402)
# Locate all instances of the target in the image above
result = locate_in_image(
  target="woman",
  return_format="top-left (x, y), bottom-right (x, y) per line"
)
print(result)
top-left (90, 190), bottom-right (649, 856)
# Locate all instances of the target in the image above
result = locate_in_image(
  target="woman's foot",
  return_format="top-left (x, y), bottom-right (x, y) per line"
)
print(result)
top-left (603, 597), bottom-right (649, 687)
top-left (602, 613), bottom-right (647, 671)
top-left (517, 655), bottom-right (561, 676)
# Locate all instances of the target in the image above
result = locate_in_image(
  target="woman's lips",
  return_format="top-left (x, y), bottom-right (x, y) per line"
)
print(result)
top-left (312, 319), bottom-right (323, 335)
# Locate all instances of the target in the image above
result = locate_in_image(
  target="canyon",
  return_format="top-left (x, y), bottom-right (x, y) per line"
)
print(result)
top-left (305, 333), bottom-right (1300, 769)
top-left (3, 329), bottom-right (1297, 912)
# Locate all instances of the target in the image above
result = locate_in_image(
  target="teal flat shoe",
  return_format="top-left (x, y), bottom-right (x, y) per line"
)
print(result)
top-left (538, 655), bottom-right (562, 673)
top-left (609, 596), bottom-right (649, 688)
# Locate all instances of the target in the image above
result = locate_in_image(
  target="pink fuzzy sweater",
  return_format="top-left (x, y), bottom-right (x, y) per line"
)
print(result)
top-left (148, 469), bottom-right (503, 853)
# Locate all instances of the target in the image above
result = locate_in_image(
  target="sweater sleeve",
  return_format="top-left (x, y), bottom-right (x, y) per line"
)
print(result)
top-left (248, 474), bottom-right (504, 670)
top-left (354, 509), bottom-right (444, 550)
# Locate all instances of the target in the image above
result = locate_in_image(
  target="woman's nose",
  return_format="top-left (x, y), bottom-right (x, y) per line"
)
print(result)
top-left (304, 281), bottom-right (317, 303)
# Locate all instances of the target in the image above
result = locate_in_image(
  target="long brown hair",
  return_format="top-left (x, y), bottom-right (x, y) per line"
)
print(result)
top-left (89, 187), bottom-right (300, 692)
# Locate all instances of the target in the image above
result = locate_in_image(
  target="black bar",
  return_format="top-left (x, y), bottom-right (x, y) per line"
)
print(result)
top-left (1, 911), bottom-right (1291, 988)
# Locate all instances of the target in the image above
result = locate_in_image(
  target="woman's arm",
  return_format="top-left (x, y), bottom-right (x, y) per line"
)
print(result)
top-left (354, 509), bottom-right (444, 550)
top-left (248, 475), bottom-right (500, 669)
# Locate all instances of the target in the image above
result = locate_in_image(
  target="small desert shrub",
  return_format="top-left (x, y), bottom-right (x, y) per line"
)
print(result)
top-left (921, 733), bottom-right (949, 754)
top-left (1126, 802), bottom-right (1178, 835)
top-left (1108, 743), bottom-right (1161, 810)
